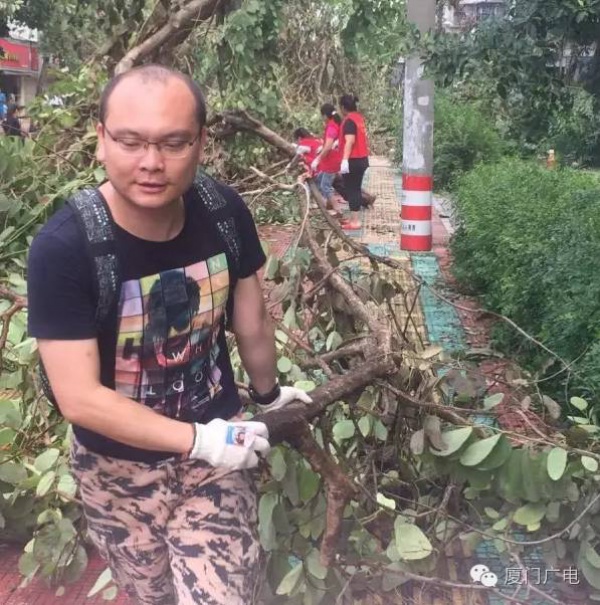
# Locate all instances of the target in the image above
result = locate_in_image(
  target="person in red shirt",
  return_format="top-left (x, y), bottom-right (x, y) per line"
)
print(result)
top-left (293, 128), bottom-right (322, 173)
top-left (338, 94), bottom-right (370, 230)
top-left (310, 103), bottom-right (343, 216)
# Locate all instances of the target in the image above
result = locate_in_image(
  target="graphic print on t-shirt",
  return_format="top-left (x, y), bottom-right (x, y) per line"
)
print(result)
top-left (114, 253), bottom-right (229, 419)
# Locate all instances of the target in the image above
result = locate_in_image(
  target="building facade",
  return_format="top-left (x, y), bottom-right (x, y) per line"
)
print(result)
top-left (0, 37), bottom-right (42, 107)
top-left (443, 0), bottom-right (506, 33)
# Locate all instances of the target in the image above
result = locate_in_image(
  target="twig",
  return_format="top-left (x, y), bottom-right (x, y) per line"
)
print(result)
top-left (276, 323), bottom-right (334, 379)
top-left (379, 381), bottom-right (473, 426)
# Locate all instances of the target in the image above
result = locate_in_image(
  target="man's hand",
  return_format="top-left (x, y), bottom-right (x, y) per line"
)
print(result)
top-left (310, 158), bottom-right (320, 172)
top-left (257, 386), bottom-right (312, 412)
top-left (340, 159), bottom-right (350, 174)
top-left (190, 418), bottom-right (271, 470)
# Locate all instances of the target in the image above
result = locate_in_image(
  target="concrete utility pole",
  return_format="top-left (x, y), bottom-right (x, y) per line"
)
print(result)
top-left (401, 0), bottom-right (435, 252)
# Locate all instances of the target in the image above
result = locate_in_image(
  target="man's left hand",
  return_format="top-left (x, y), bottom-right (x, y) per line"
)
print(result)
top-left (258, 386), bottom-right (313, 412)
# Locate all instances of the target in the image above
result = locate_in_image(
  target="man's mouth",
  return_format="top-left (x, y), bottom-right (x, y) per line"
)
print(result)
top-left (137, 182), bottom-right (167, 193)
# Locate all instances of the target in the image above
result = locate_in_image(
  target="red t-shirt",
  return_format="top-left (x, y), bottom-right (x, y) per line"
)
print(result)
top-left (319, 120), bottom-right (342, 173)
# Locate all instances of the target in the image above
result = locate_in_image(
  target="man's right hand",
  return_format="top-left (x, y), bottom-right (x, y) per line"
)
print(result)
top-left (190, 418), bottom-right (271, 470)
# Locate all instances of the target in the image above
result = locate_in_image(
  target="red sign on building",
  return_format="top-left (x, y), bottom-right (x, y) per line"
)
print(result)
top-left (0, 38), bottom-right (40, 74)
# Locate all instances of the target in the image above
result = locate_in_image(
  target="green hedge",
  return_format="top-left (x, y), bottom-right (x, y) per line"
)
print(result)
top-left (451, 158), bottom-right (600, 396)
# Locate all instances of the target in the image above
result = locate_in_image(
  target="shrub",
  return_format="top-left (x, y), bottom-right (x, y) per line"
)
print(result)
top-left (451, 158), bottom-right (600, 395)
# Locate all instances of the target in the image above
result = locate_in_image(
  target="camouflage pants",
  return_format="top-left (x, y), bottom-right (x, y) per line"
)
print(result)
top-left (70, 438), bottom-right (260, 605)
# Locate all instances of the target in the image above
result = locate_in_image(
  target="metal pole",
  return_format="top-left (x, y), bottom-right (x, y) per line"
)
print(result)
top-left (401, 0), bottom-right (435, 252)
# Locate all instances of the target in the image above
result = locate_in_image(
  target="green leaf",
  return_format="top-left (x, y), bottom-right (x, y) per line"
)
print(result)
top-left (88, 568), bottom-right (113, 597)
top-left (293, 380), bottom-right (316, 392)
top-left (476, 435), bottom-right (512, 471)
top-left (305, 548), bottom-right (327, 580)
top-left (333, 420), bottom-right (355, 441)
top-left (36, 471), bottom-right (56, 497)
top-left (377, 493), bottom-right (396, 510)
top-left (581, 456), bottom-right (599, 473)
top-left (358, 415), bottom-right (372, 437)
top-left (394, 518), bottom-right (433, 561)
top-left (585, 544), bottom-right (600, 570)
top-left (325, 331), bottom-right (343, 352)
top-left (264, 256), bottom-right (279, 280)
top-left (483, 393), bottom-right (504, 410)
top-left (268, 448), bottom-right (287, 482)
top-left (374, 420), bottom-right (388, 441)
top-left (570, 397), bottom-right (588, 411)
top-left (258, 493), bottom-right (278, 550)
top-left (484, 507), bottom-right (500, 519)
top-left (274, 330), bottom-right (289, 344)
top-left (0, 399), bottom-right (22, 429)
top-left (493, 517), bottom-right (508, 531)
top-left (18, 552), bottom-right (39, 578)
top-left (276, 562), bottom-right (303, 595)
top-left (277, 357), bottom-right (293, 373)
top-left (430, 427), bottom-right (473, 457)
top-left (581, 555), bottom-right (600, 590)
top-left (298, 466), bottom-right (320, 502)
top-left (513, 503), bottom-right (546, 526)
top-left (57, 473), bottom-right (78, 498)
top-left (547, 447), bottom-right (568, 481)
top-left (0, 428), bottom-right (16, 446)
top-left (0, 461), bottom-right (27, 484)
top-left (93, 167), bottom-right (106, 184)
top-left (34, 448), bottom-right (61, 473)
top-left (283, 306), bottom-right (298, 330)
top-left (460, 434), bottom-right (501, 467)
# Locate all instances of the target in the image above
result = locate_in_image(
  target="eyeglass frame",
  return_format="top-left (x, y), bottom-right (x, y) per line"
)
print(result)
top-left (101, 123), bottom-right (202, 158)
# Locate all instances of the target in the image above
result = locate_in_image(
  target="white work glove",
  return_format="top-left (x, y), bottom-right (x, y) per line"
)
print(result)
top-left (310, 157), bottom-right (320, 172)
top-left (295, 144), bottom-right (311, 155)
top-left (258, 386), bottom-right (313, 412)
top-left (340, 159), bottom-right (350, 174)
top-left (190, 418), bottom-right (271, 470)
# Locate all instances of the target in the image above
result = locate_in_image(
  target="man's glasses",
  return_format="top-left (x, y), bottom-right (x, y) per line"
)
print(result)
top-left (103, 125), bottom-right (201, 159)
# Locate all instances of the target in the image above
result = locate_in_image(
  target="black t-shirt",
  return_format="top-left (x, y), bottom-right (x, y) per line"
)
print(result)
top-left (27, 181), bottom-right (266, 462)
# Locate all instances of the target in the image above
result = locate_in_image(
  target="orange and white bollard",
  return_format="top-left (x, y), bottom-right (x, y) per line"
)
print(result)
top-left (401, 174), bottom-right (433, 251)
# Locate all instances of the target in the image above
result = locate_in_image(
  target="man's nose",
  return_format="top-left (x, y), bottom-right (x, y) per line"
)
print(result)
top-left (139, 143), bottom-right (165, 171)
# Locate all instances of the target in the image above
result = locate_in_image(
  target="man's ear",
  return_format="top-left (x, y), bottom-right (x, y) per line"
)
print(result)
top-left (96, 122), bottom-right (106, 163)
top-left (197, 126), bottom-right (208, 165)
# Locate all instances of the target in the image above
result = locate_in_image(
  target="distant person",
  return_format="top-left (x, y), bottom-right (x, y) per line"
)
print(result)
top-left (338, 94), bottom-right (371, 230)
top-left (2, 104), bottom-right (23, 138)
top-left (293, 127), bottom-right (321, 171)
top-left (0, 92), bottom-right (7, 121)
top-left (310, 103), bottom-right (343, 217)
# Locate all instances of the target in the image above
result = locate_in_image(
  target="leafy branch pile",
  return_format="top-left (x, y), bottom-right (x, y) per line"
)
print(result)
top-left (1, 1), bottom-right (600, 603)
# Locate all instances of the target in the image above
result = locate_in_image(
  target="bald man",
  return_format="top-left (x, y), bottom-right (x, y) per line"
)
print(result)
top-left (27, 65), bottom-right (311, 605)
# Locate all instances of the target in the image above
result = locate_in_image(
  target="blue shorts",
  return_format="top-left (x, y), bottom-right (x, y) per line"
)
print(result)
top-left (315, 172), bottom-right (335, 200)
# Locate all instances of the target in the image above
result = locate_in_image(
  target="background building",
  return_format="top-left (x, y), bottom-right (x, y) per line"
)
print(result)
top-left (0, 25), bottom-right (41, 107)
top-left (443, 0), bottom-right (506, 32)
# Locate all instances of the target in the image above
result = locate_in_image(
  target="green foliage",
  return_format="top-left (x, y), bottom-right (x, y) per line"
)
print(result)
top-left (543, 88), bottom-right (600, 168)
top-left (395, 91), bottom-right (506, 191)
top-left (451, 158), bottom-right (600, 394)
